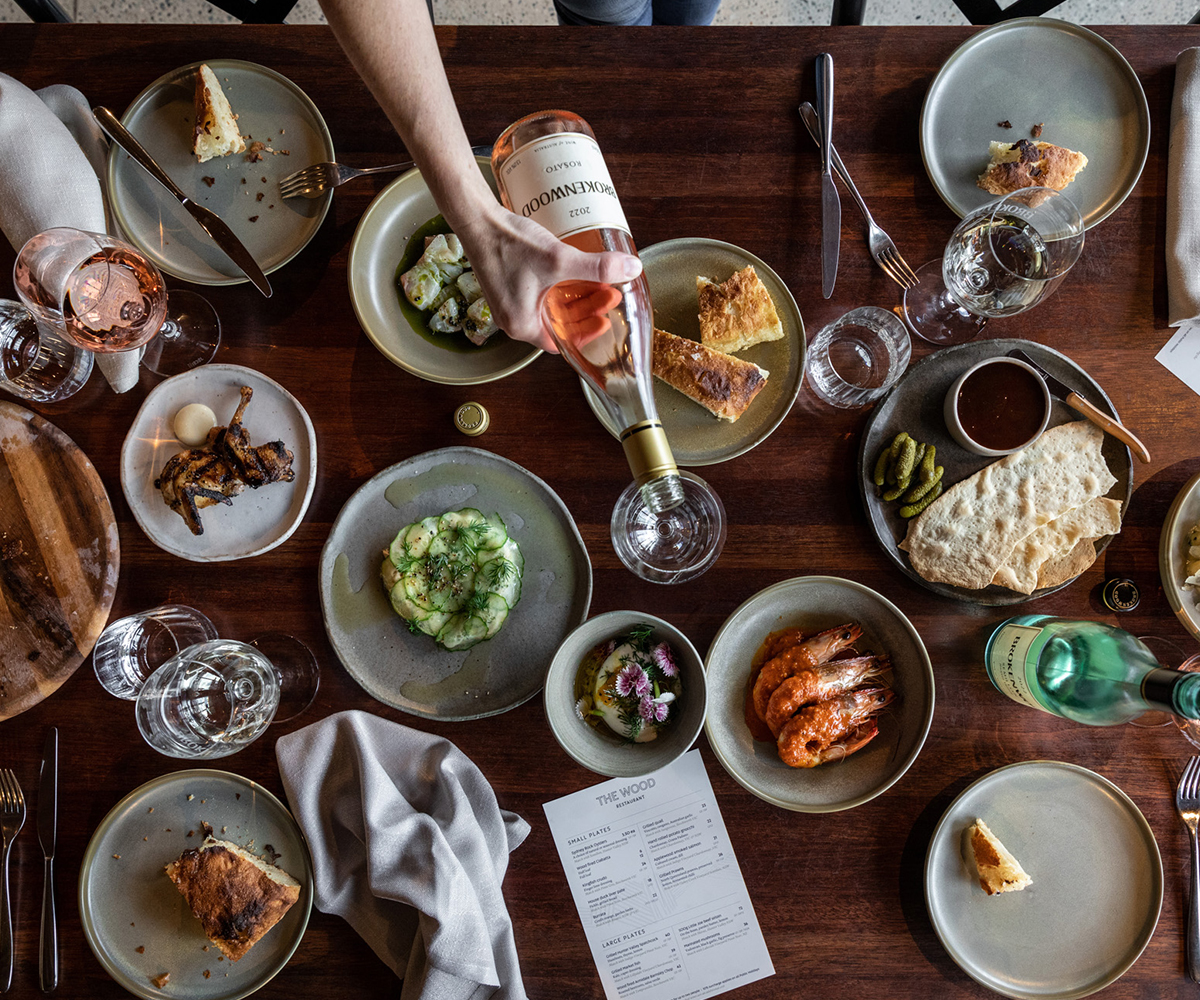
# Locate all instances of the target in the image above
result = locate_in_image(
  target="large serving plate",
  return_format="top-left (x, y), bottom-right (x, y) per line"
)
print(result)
top-left (1160, 468), bottom-right (1200, 643)
top-left (858, 338), bottom-right (1133, 605)
top-left (108, 59), bottom-right (335, 285)
top-left (79, 769), bottom-right (313, 1000)
top-left (347, 159), bottom-right (542, 385)
top-left (582, 238), bottom-right (805, 466)
top-left (920, 18), bottom-right (1150, 230)
top-left (0, 403), bottom-right (118, 720)
top-left (319, 446), bottom-right (592, 720)
top-left (704, 576), bottom-right (934, 813)
top-left (925, 760), bottom-right (1161, 999)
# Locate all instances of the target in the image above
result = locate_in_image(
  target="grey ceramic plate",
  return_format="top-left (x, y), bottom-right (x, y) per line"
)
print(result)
top-left (920, 18), bottom-right (1150, 230)
top-left (79, 770), bottom-right (313, 1000)
top-left (120, 364), bottom-right (317, 562)
top-left (704, 576), bottom-right (934, 813)
top-left (1159, 468), bottom-right (1200, 644)
top-left (925, 761), bottom-right (1161, 999)
top-left (319, 446), bottom-right (592, 720)
top-left (108, 59), bottom-right (334, 285)
top-left (858, 338), bottom-right (1133, 605)
top-left (582, 238), bottom-right (805, 466)
top-left (347, 159), bottom-right (542, 385)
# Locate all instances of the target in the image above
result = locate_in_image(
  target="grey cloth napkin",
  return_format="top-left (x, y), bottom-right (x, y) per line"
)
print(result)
top-left (0, 72), bottom-right (139, 391)
top-left (276, 710), bottom-right (530, 1000)
top-left (1169, 47), bottom-right (1200, 326)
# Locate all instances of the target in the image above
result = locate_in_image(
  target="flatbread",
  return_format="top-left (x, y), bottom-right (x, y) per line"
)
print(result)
top-left (1036, 537), bottom-right (1104, 591)
top-left (991, 496), bottom-right (1123, 594)
top-left (899, 421), bottom-right (1116, 591)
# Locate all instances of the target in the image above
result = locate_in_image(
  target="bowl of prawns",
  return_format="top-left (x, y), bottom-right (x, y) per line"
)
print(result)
top-left (704, 576), bottom-right (934, 812)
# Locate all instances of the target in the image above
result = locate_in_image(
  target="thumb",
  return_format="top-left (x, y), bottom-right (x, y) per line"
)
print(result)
top-left (582, 249), bottom-right (643, 285)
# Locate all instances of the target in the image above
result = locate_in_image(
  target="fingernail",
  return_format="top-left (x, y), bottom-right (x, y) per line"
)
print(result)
top-left (624, 256), bottom-right (643, 279)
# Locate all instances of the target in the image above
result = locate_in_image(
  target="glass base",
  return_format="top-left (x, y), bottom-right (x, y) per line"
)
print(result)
top-left (902, 259), bottom-right (988, 346)
top-left (611, 471), bottom-right (727, 584)
top-left (250, 632), bottom-right (320, 723)
top-left (141, 289), bottom-right (221, 376)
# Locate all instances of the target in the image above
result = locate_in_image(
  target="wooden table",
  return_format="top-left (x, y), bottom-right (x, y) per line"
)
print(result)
top-left (1, 20), bottom-right (1199, 1000)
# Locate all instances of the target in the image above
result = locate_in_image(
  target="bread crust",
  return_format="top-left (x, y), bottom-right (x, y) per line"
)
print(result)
top-left (977, 139), bottom-right (1087, 195)
top-left (696, 266), bottom-right (784, 354)
top-left (651, 328), bottom-right (768, 422)
top-left (969, 818), bottom-right (1032, 895)
top-left (193, 64), bottom-right (246, 163)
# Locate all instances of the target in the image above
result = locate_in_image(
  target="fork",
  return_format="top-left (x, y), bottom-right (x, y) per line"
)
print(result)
top-left (279, 144), bottom-right (495, 199)
top-left (798, 102), bottom-right (920, 290)
top-left (0, 770), bottom-right (25, 993)
top-left (1178, 756), bottom-right (1200, 983)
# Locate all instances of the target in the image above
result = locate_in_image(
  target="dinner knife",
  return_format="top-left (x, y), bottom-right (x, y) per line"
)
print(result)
top-left (815, 52), bottom-right (840, 299)
top-left (92, 106), bottom-right (273, 298)
top-left (37, 728), bottom-right (56, 993)
top-left (1007, 348), bottom-right (1151, 463)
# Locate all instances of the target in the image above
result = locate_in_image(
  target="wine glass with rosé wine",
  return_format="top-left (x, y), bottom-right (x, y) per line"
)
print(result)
top-left (13, 227), bottom-right (220, 377)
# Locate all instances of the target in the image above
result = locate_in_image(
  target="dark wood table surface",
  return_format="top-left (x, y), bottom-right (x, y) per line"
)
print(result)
top-left (2, 20), bottom-right (1199, 1000)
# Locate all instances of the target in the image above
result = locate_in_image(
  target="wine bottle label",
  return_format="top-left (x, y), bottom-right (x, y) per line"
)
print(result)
top-left (986, 622), bottom-right (1055, 714)
top-left (498, 132), bottom-right (631, 241)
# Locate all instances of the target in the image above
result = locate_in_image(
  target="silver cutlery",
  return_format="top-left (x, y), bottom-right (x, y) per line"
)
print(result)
top-left (38, 730), bottom-right (57, 993)
top-left (279, 144), bottom-right (495, 200)
top-left (815, 52), bottom-right (840, 299)
top-left (0, 770), bottom-right (26, 993)
top-left (1179, 756), bottom-right (1200, 983)
top-left (92, 106), bottom-right (273, 298)
top-left (798, 102), bottom-right (920, 291)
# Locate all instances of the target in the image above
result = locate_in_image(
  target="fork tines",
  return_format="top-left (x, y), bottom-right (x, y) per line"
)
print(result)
top-left (1181, 756), bottom-right (1200, 802)
top-left (0, 771), bottom-right (21, 813)
top-left (877, 247), bottom-right (920, 290)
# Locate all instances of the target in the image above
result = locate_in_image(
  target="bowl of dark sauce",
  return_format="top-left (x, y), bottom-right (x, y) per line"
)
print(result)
top-left (943, 356), bottom-right (1050, 456)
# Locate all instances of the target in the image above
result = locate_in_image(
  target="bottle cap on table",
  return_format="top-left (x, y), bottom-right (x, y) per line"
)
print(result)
top-left (454, 402), bottom-right (490, 436)
top-left (1102, 577), bottom-right (1140, 612)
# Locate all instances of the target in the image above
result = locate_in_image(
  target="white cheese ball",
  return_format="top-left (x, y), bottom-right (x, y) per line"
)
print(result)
top-left (173, 403), bottom-right (217, 447)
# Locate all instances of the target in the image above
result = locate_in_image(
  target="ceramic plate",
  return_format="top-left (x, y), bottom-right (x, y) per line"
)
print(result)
top-left (925, 760), bottom-right (1161, 999)
top-left (79, 769), bottom-right (313, 1000)
top-left (319, 446), bottom-right (592, 720)
top-left (703, 576), bottom-right (933, 813)
top-left (920, 18), bottom-right (1150, 229)
top-left (581, 238), bottom-right (804, 466)
top-left (347, 159), bottom-right (542, 385)
top-left (858, 338), bottom-right (1133, 605)
top-left (108, 59), bottom-right (334, 285)
top-left (120, 364), bottom-right (317, 562)
top-left (1160, 468), bottom-right (1200, 643)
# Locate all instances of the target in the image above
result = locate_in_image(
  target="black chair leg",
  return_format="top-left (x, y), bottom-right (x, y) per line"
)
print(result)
top-left (831, 0), bottom-right (865, 25)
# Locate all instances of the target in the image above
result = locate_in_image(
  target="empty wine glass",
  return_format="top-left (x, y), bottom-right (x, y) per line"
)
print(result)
top-left (92, 604), bottom-right (218, 699)
top-left (13, 227), bottom-right (220, 376)
top-left (903, 187), bottom-right (1085, 345)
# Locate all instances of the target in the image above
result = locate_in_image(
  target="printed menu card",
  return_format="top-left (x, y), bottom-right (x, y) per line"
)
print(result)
top-left (543, 750), bottom-right (773, 1000)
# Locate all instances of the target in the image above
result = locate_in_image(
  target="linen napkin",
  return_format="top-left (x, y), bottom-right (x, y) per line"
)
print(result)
top-left (0, 72), bottom-right (139, 391)
top-left (1168, 48), bottom-right (1200, 326)
top-left (276, 710), bottom-right (530, 1000)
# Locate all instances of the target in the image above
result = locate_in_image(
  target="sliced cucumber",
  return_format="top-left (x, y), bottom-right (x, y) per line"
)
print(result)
top-left (475, 513), bottom-right (508, 550)
top-left (389, 580), bottom-right (425, 622)
top-left (438, 508), bottom-right (486, 533)
top-left (437, 612), bottom-right (489, 651)
top-left (472, 592), bottom-right (510, 639)
top-left (418, 610), bottom-right (452, 637)
top-left (404, 516), bottom-right (440, 559)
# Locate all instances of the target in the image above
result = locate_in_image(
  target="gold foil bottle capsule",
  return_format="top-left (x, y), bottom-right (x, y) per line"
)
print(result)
top-left (454, 402), bottom-right (490, 436)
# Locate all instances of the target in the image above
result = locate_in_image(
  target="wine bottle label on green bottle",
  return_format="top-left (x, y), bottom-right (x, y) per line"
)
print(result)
top-left (986, 622), bottom-right (1055, 714)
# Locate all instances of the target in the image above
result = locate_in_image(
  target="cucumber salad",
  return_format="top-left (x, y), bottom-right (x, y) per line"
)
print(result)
top-left (381, 507), bottom-right (523, 651)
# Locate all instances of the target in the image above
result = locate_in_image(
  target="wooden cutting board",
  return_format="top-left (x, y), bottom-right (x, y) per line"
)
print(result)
top-left (0, 402), bottom-right (119, 720)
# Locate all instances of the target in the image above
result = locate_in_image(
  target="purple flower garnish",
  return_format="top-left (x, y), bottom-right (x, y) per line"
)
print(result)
top-left (652, 642), bottom-right (678, 678)
top-left (616, 663), bottom-right (648, 698)
top-left (639, 695), bottom-right (656, 721)
top-left (652, 699), bottom-right (670, 723)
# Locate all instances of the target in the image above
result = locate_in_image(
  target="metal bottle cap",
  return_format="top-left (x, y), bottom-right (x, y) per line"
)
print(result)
top-left (1102, 577), bottom-right (1140, 612)
top-left (454, 402), bottom-right (490, 436)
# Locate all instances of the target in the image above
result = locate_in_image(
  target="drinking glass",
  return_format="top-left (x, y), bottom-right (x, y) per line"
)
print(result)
top-left (903, 187), bottom-right (1085, 345)
top-left (806, 306), bottom-right (911, 408)
top-left (13, 227), bottom-right (220, 376)
top-left (92, 604), bottom-right (218, 699)
top-left (0, 299), bottom-right (93, 403)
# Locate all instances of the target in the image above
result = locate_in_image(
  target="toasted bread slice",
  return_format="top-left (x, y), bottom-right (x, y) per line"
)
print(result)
top-left (652, 328), bottom-right (769, 422)
top-left (193, 64), bottom-right (246, 163)
top-left (977, 139), bottom-right (1087, 196)
top-left (165, 837), bottom-right (300, 960)
top-left (696, 266), bottom-right (784, 354)
top-left (969, 818), bottom-right (1032, 895)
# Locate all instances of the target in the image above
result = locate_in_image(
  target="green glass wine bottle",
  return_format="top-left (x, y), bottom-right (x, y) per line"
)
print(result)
top-left (984, 615), bottom-right (1200, 725)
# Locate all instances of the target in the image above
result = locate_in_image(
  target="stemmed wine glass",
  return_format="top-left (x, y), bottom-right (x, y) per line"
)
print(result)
top-left (903, 187), bottom-right (1086, 345)
top-left (12, 227), bottom-right (220, 377)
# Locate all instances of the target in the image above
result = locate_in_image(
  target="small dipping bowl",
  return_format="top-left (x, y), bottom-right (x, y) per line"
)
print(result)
top-left (944, 356), bottom-right (1051, 456)
top-left (544, 610), bottom-right (707, 778)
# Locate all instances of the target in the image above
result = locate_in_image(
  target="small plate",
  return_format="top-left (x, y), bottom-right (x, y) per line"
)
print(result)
top-left (858, 339), bottom-right (1133, 605)
top-left (925, 760), bottom-right (1161, 999)
top-left (347, 159), bottom-right (542, 385)
top-left (1160, 468), bottom-right (1200, 643)
top-left (108, 59), bottom-right (335, 285)
top-left (920, 18), bottom-right (1150, 230)
top-left (703, 576), bottom-right (934, 813)
top-left (120, 364), bottom-right (317, 562)
top-left (79, 769), bottom-right (313, 1000)
top-left (319, 446), bottom-right (592, 720)
top-left (582, 238), bottom-right (805, 466)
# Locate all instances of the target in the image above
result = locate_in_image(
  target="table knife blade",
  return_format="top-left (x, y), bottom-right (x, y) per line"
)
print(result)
top-left (815, 53), bottom-right (840, 299)
top-left (1007, 348), bottom-right (1151, 463)
top-left (37, 727), bottom-right (57, 993)
top-left (92, 106), bottom-right (273, 298)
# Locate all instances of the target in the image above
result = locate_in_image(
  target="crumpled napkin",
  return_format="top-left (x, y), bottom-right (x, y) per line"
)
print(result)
top-left (0, 72), bottom-right (139, 392)
top-left (276, 710), bottom-right (530, 1000)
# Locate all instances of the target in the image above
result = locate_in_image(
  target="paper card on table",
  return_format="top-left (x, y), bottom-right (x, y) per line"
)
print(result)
top-left (542, 750), bottom-right (773, 1000)
top-left (1156, 325), bottom-right (1200, 398)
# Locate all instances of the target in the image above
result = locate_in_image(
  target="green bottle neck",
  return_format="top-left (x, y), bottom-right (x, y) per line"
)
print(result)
top-left (1144, 669), bottom-right (1200, 719)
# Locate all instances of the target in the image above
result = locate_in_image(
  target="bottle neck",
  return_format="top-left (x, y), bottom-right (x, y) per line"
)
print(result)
top-left (1143, 668), bottom-right (1200, 718)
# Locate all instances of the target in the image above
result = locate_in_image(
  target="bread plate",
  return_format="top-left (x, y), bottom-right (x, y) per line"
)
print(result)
top-left (79, 769), bottom-right (313, 1000)
top-left (925, 760), bottom-right (1161, 999)
top-left (858, 338), bottom-right (1133, 605)
top-left (1159, 466), bottom-right (1200, 644)
top-left (703, 576), bottom-right (933, 813)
